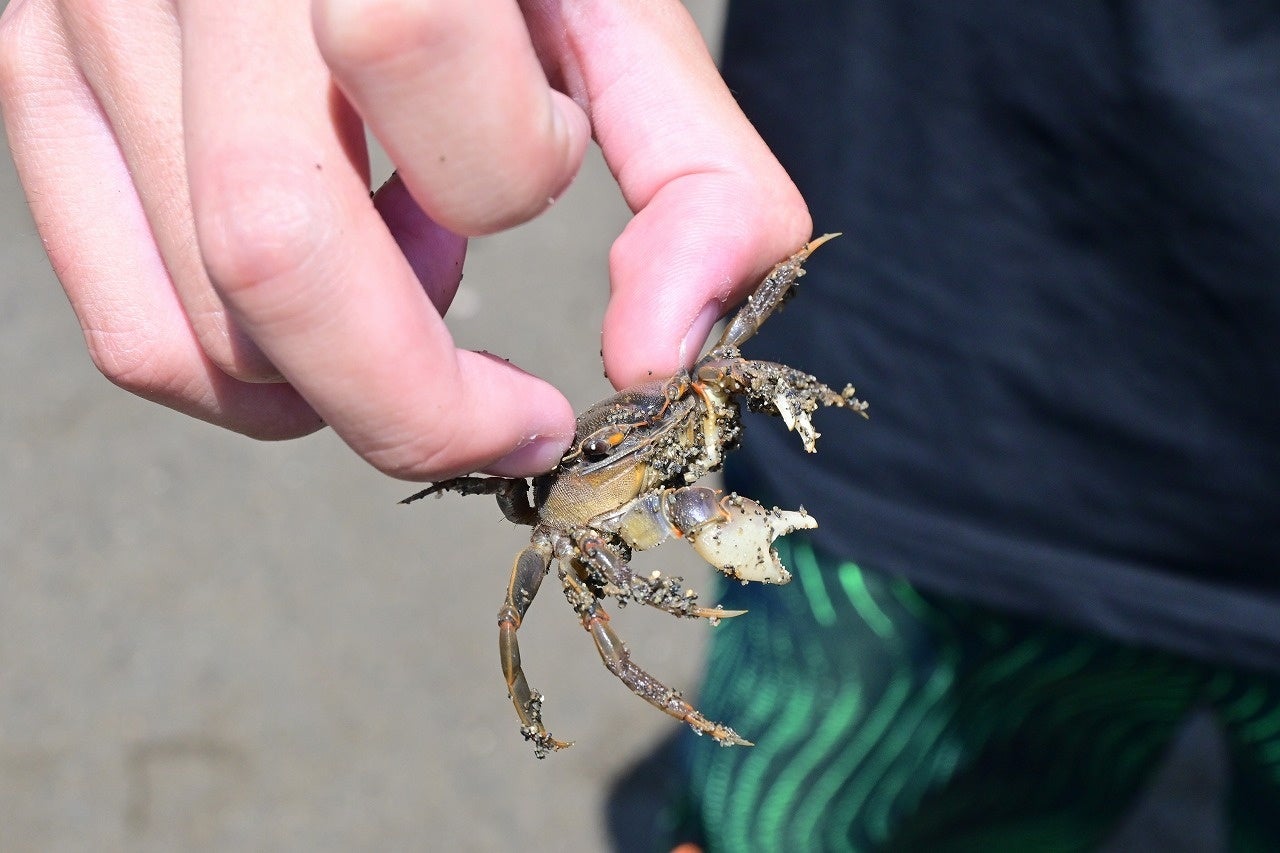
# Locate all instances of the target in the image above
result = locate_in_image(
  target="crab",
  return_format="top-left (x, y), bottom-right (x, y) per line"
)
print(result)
top-left (403, 234), bottom-right (867, 757)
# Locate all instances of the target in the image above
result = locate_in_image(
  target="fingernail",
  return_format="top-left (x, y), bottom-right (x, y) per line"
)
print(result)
top-left (485, 434), bottom-right (571, 478)
top-left (679, 302), bottom-right (723, 366)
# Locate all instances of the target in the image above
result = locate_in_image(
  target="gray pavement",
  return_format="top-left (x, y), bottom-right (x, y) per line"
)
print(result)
top-left (1, 4), bottom-right (726, 850)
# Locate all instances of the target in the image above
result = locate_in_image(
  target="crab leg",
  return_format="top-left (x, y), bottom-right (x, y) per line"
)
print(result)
top-left (561, 572), bottom-right (752, 748)
top-left (712, 232), bottom-right (840, 354)
top-left (574, 533), bottom-right (745, 621)
top-left (401, 476), bottom-right (538, 526)
top-left (498, 540), bottom-right (571, 758)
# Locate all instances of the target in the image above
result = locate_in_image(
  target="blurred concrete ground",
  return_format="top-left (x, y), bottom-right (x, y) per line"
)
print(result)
top-left (1, 2), bottom-right (727, 850)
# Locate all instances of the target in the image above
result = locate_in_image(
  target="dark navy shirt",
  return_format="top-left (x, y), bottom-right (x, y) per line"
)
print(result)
top-left (721, 1), bottom-right (1280, 671)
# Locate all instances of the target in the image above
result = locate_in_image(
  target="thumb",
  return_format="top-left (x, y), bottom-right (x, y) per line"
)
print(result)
top-left (601, 174), bottom-right (811, 389)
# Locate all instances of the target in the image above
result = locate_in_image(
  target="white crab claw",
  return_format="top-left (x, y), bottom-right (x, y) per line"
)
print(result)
top-left (773, 393), bottom-right (821, 452)
top-left (686, 494), bottom-right (815, 585)
top-left (776, 393), bottom-right (798, 431)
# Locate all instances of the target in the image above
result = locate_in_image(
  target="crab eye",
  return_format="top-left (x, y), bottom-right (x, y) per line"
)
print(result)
top-left (582, 436), bottom-right (616, 461)
top-left (581, 426), bottom-right (629, 461)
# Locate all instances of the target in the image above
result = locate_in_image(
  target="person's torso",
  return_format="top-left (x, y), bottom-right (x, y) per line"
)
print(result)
top-left (721, 0), bottom-right (1280, 670)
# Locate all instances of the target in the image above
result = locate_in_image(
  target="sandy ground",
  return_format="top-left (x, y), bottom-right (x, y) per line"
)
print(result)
top-left (0, 3), bottom-right (728, 849)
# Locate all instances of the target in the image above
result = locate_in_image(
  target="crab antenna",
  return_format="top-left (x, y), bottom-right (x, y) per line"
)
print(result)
top-left (713, 233), bottom-right (840, 354)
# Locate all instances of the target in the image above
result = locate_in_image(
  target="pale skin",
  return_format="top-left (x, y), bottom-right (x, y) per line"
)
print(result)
top-left (0, 0), bottom-right (811, 481)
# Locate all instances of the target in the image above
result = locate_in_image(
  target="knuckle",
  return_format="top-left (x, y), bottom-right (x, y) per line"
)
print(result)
top-left (84, 325), bottom-right (319, 441)
top-left (192, 159), bottom-right (334, 305)
top-left (82, 324), bottom-right (183, 398)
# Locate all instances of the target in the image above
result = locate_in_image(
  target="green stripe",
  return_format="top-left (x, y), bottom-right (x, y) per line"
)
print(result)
top-left (824, 669), bottom-right (916, 850)
top-left (790, 539), bottom-right (838, 627)
top-left (1223, 682), bottom-right (1270, 724)
top-left (788, 684), bottom-right (867, 846)
top-left (837, 560), bottom-right (896, 642)
top-left (696, 616), bottom-right (763, 832)
top-left (865, 646), bottom-right (960, 844)
top-left (762, 684), bottom-right (863, 849)
top-left (743, 682), bottom-right (819, 849)
top-left (1240, 701), bottom-right (1280, 744)
top-left (970, 636), bottom-right (1047, 691)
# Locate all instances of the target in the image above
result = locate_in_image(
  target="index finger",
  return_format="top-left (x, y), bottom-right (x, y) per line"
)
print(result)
top-left (180, 1), bottom-right (574, 479)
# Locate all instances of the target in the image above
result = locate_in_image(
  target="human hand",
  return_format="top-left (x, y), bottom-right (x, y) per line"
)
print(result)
top-left (0, 0), bottom-right (810, 480)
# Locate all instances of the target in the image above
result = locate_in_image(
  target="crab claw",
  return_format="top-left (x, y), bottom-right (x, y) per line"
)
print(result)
top-left (686, 604), bottom-right (750, 622)
top-left (669, 489), bottom-right (815, 585)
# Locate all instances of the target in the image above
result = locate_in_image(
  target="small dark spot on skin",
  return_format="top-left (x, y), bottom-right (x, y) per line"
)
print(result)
top-left (315, 163), bottom-right (322, 171)
top-left (439, 154), bottom-right (446, 163)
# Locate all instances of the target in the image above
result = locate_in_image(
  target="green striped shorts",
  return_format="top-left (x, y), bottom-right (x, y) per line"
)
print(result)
top-left (673, 539), bottom-right (1280, 852)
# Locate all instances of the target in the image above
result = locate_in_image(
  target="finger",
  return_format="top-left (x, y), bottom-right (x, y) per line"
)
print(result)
top-left (313, 0), bottom-right (590, 236)
top-left (55, 0), bottom-right (281, 381)
top-left (0, 0), bottom-right (320, 438)
top-left (182, 0), bottom-right (575, 479)
top-left (529, 1), bottom-right (812, 388)
top-left (372, 172), bottom-right (467, 317)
